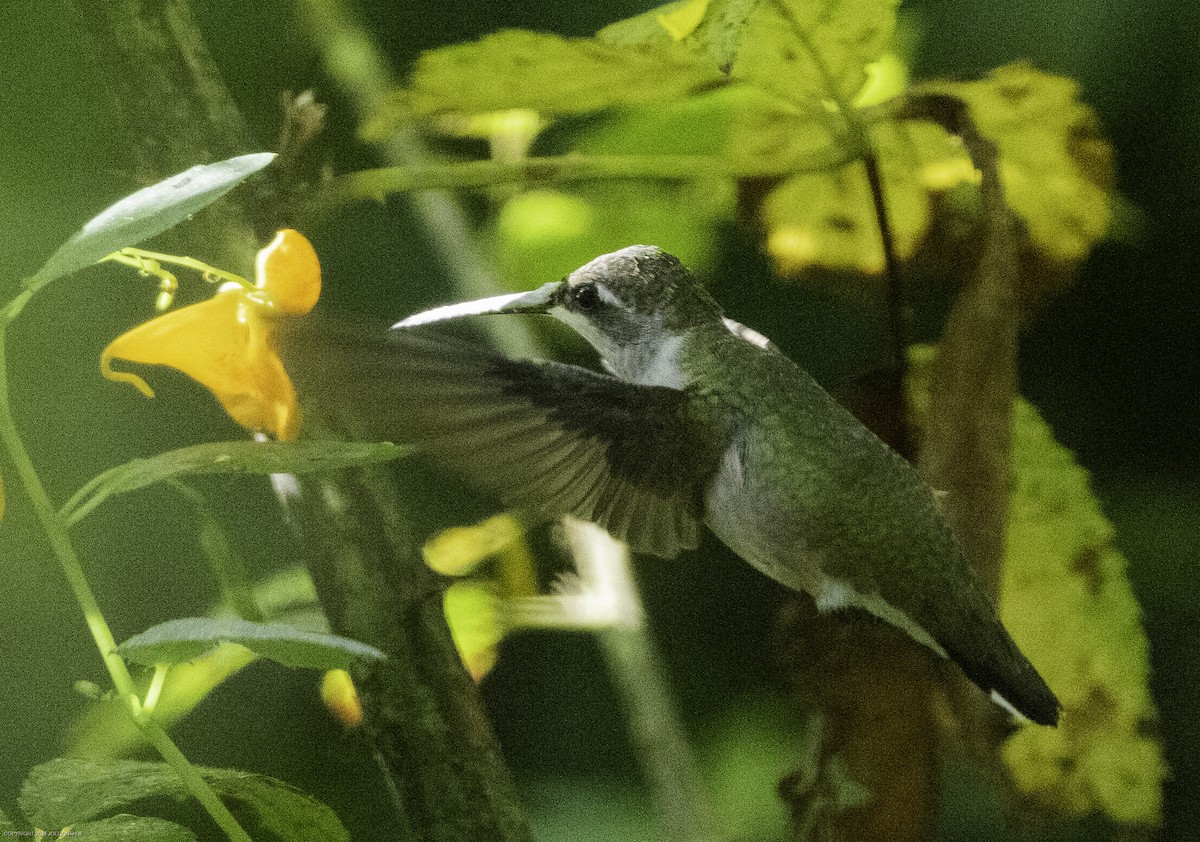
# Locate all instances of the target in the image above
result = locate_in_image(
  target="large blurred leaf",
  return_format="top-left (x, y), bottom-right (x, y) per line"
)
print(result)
top-left (761, 65), bottom-right (1116, 280)
top-left (998, 397), bottom-right (1166, 825)
top-left (406, 29), bottom-right (723, 117)
top-left (731, 0), bottom-right (898, 105)
top-left (908, 346), bottom-right (1166, 827)
top-left (71, 815), bottom-right (197, 842)
top-left (600, 0), bottom-right (762, 73)
top-left (19, 758), bottom-right (349, 842)
top-left (918, 62), bottom-right (1114, 266)
top-left (32, 153), bottom-right (275, 289)
top-left (117, 617), bottom-right (384, 670)
top-left (761, 119), bottom-right (961, 275)
top-left (61, 440), bottom-right (405, 526)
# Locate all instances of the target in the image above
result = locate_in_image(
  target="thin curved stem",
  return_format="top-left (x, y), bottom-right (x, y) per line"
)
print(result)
top-left (0, 321), bottom-right (253, 842)
top-left (772, 0), bottom-right (910, 453)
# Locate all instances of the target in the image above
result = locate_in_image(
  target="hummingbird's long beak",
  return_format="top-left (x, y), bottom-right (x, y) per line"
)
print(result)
top-left (392, 281), bottom-right (562, 329)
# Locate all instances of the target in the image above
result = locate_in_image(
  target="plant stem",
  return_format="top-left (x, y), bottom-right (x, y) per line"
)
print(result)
top-left (899, 91), bottom-right (1019, 603)
top-left (308, 149), bottom-right (852, 219)
top-left (862, 152), bottom-right (912, 456)
top-left (168, 479), bottom-right (265, 623)
top-left (564, 521), bottom-right (723, 842)
top-left (0, 323), bottom-right (252, 842)
top-left (772, 0), bottom-right (911, 455)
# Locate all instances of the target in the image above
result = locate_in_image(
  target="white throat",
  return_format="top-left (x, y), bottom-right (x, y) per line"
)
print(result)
top-left (604, 333), bottom-right (688, 388)
top-left (550, 305), bottom-right (689, 389)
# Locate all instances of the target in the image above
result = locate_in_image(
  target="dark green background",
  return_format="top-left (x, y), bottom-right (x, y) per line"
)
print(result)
top-left (1, 1), bottom-right (1196, 839)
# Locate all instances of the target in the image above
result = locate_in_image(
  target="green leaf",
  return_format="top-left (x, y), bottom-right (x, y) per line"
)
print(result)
top-left (70, 642), bottom-right (259, 759)
top-left (72, 815), bottom-right (198, 842)
top-left (20, 758), bottom-right (349, 842)
top-left (997, 394), bottom-right (1166, 825)
top-left (32, 153), bottom-right (275, 288)
top-left (117, 617), bottom-right (385, 669)
top-left (70, 569), bottom-right (325, 760)
top-left (0, 808), bottom-right (13, 832)
top-left (917, 62), bottom-right (1114, 267)
top-left (732, 0), bottom-right (898, 106)
top-left (600, 0), bottom-right (762, 74)
top-left (61, 439), bottom-right (406, 526)
top-left (759, 119), bottom-right (951, 276)
top-left (907, 346), bottom-right (1166, 826)
top-left (406, 29), bottom-right (723, 117)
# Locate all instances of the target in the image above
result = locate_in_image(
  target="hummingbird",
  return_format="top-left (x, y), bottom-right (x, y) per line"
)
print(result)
top-left (287, 245), bottom-right (1060, 726)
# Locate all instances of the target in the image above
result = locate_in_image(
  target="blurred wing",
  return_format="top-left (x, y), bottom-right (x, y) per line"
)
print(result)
top-left (281, 321), bottom-right (719, 558)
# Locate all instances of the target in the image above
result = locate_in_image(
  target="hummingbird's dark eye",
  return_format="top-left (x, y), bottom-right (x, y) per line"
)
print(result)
top-left (573, 282), bottom-right (601, 311)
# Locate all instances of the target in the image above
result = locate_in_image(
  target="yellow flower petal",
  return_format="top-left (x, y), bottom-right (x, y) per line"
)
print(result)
top-left (102, 289), bottom-right (299, 439)
top-left (321, 668), bottom-right (364, 728)
top-left (256, 229), bottom-right (321, 315)
top-left (422, 514), bottom-right (525, 576)
top-left (102, 231), bottom-right (321, 440)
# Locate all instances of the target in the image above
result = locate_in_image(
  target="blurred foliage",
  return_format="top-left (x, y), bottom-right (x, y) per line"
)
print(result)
top-left (999, 398), bottom-right (1165, 825)
top-left (1, 0), bottom-right (1195, 839)
top-left (16, 758), bottom-right (348, 841)
top-left (919, 63), bottom-right (1113, 267)
top-left (910, 344), bottom-right (1166, 828)
top-left (405, 29), bottom-right (725, 117)
top-left (361, 0), bottom-right (1114, 293)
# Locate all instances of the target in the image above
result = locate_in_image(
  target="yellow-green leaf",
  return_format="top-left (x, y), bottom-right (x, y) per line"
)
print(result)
top-left (908, 345), bottom-right (1166, 827)
top-left (658, 0), bottom-right (709, 40)
top-left (732, 0), bottom-right (899, 106)
top-left (999, 397), bottom-right (1165, 825)
top-left (917, 62), bottom-right (1114, 266)
top-left (762, 120), bottom-right (954, 275)
top-left (601, 0), bottom-right (762, 75)
top-left (406, 29), bottom-right (723, 118)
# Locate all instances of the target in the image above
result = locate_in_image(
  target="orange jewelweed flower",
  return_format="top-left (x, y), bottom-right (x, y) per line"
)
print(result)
top-left (102, 230), bottom-right (320, 440)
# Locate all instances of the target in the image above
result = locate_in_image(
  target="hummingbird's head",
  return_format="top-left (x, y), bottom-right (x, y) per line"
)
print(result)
top-left (544, 246), bottom-right (724, 363)
top-left (395, 246), bottom-right (725, 382)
